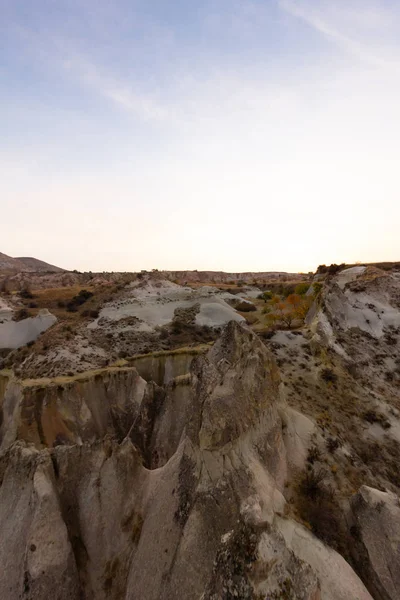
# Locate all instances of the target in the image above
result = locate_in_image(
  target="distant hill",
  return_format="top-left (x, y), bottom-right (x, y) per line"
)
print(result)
top-left (160, 270), bottom-right (309, 284)
top-left (0, 252), bottom-right (64, 273)
top-left (16, 256), bottom-right (65, 272)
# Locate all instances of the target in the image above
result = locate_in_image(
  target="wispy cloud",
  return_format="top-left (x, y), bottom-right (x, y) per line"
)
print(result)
top-left (279, 0), bottom-right (399, 70)
top-left (63, 56), bottom-right (170, 122)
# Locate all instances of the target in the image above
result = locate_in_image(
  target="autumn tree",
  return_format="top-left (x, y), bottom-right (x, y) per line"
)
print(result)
top-left (286, 293), bottom-right (302, 309)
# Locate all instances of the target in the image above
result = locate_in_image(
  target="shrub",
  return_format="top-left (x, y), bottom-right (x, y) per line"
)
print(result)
top-left (171, 321), bottom-right (183, 334)
top-left (326, 437), bottom-right (340, 453)
top-left (384, 332), bottom-right (397, 346)
top-left (312, 282), bottom-right (323, 295)
top-left (82, 309), bottom-right (99, 318)
top-left (66, 303), bottom-right (78, 313)
top-left (307, 445), bottom-right (321, 464)
top-left (77, 289), bottom-right (93, 302)
top-left (66, 289), bottom-right (94, 312)
top-left (20, 289), bottom-right (34, 299)
top-left (295, 283), bottom-right (310, 296)
top-left (363, 409), bottom-right (390, 428)
top-left (302, 492), bottom-right (348, 555)
top-left (261, 291), bottom-right (273, 302)
top-left (235, 301), bottom-right (256, 312)
top-left (13, 308), bottom-right (30, 321)
top-left (320, 368), bottom-right (338, 384)
top-left (296, 467), bottom-right (351, 558)
top-left (299, 468), bottom-right (327, 500)
top-left (316, 263), bottom-right (346, 275)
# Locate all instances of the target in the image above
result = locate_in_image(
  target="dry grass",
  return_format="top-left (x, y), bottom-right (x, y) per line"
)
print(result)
top-left (32, 285), bottom-right (98, 322)
top-left (10, 344), bottom-right (212, 389)
top-left (21, 365), bottom-right (139, 388)
top-left (126, 343), bottom-right (211, 361)
top-left (186, 282), bottom-right (237, 290)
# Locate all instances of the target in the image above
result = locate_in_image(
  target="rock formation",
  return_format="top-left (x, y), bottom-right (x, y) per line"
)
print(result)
top-left (351, 486), bottom-right (400, 600)
top-left (0, 322), bottom-right (375, 599)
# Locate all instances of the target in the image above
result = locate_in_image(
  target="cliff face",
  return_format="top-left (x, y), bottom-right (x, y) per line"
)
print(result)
top-left (0, 322), bottom-right (375, 600)
top-left (0, 368), bottom-right (147, 451)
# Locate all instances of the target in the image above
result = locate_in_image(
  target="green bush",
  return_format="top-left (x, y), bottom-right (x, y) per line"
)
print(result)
top-left (295, 283), bottom-right (310, 296)
top-left (66, 289), bottom-right (94, 312)
top-left (312, 282), bottom-right (323, 295)
top-left (261, 291), bottom-right (273, 302)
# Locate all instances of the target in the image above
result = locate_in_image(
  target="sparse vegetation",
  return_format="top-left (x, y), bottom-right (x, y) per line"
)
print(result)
top-left (362, 409), bottom-right (390, 429)
top-left (307, 445), bottom-right (321, 465)
top-left (299, 467), bottom-right (327, 501)
top-left (82, 308), bottom-right (99, 319)
top-left (294, 282), bottom-right (310, 295)
top-left (312, 282), bottom-right (323, 295)
top-left (320, 368), bottom-right (338, 384)
top-left (262, 292), bottom-right (313, 329)
top-left (295, 467), bottom-right (351, 559)
top-left (13, 308), bottom-right (31, 321)
top-left (66, 289), bottom-right (94, 312)
top-left (326, 437), bottom-right (340, 453)
top-left (317, 263), bottom-right (346, 275)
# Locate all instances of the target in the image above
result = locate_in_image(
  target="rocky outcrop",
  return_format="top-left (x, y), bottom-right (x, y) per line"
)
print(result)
top-left (0, 444), bottom-right (80, 599)
top-left (0, 367), bottom-right (149, 451)
top-left (0, 322), bottom-right (375, 599)
top-left (309, 267), bottom-right (400, 347)
top-left (162, 270), bottom-right (306, 284)
top-left (129, 346), bottom-right (208, 386)
top-left (0, 309), bottom-right (57, 350)
top-left (351, 486), bottom-right (400, 600)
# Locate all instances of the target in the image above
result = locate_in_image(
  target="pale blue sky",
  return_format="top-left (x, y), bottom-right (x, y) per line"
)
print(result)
top-left (1, 0), bottom-right (399, 272)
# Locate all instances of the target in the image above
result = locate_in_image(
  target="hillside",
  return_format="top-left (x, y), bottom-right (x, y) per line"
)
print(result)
top-left (0, 251), bottom-right (64, 273)
top-left (0, 252), bottom-right (26, 271)
top-left (15, 256), bottom-right (65, 272)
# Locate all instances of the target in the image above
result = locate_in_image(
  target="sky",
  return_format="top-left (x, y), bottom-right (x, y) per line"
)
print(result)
top-left (1, 0), bottom-right (400, 273)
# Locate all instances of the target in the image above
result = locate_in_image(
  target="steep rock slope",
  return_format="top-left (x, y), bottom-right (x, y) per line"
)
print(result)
top-left (351, 486), bottom-right (400, 600)
top-left (261, 267), bottom-right (400, 599)
top-left (0, 322), bottom-right (373, 600)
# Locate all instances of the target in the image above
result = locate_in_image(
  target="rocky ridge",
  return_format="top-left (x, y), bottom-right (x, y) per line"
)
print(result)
top-left (0, 321), bottom-right (379, 600)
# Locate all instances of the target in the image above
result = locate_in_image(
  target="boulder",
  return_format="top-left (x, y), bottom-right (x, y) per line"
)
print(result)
top-left (0, 309), bottom-right (57, 349)
top-left (351, 485), bottom-right (400, 600)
